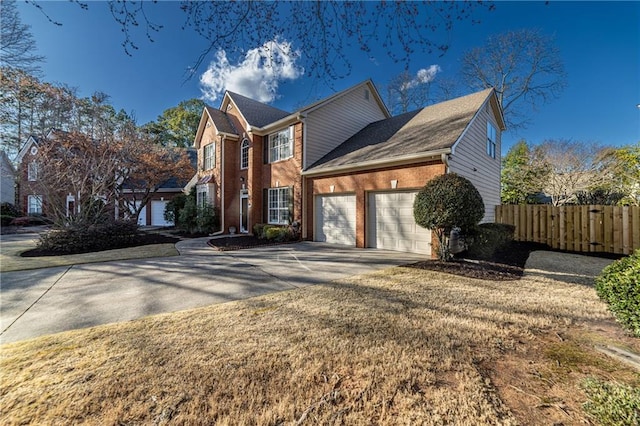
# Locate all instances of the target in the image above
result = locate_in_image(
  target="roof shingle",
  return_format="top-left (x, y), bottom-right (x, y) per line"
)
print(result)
top-left (308, 88), bottom-right (495, 171)
top-left (205, 106), bottom-right (238, 136)
top-left (226, 92), bottom-right (291, 128)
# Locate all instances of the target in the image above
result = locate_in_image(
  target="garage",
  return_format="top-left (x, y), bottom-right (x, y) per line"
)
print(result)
top-left (315, 194), bottom-right (356, 245)
top-left (151, 200), bottom-right (173, 226)
top-left (368, 191), bottom-right (431, 255)
top-left (136, 204), bottom-right (147, 226)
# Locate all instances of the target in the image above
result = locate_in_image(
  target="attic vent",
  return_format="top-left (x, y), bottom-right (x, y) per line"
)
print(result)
top-left (206, 122), bottom-right (211, 128)
top-left (227, 104), bottom-right (233, 111)
top-left (364, 89), bottom-right (370, 101)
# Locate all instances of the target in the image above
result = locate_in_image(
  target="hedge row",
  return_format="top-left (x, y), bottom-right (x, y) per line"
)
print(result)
top-left (38, 220), bottom-right (142, 254)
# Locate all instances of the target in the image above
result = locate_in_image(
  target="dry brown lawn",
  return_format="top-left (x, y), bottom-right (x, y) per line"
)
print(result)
top-left (1, 253), bottom-right (639, 425)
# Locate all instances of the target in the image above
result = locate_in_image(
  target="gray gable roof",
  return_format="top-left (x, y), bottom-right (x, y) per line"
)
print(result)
top-left (226, 92), bottom-right (291, 128)
top-left (204, 106), bottom-right (238, 136)
top-left (159, 148), bottom-right (198, 189)
top-left (307, 88), bottom-right (495, 172)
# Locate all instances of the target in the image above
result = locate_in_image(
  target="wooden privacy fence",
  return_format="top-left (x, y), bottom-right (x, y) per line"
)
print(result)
top-left (495, 205), bottom-right (640, 255)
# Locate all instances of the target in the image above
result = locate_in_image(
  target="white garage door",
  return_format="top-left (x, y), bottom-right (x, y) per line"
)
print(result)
top-left (151, 200), bottom-right (173, 226)
top-left (136, 203), bottom-right (147, 226)
top-left (368, 191), bottom-right (431, 255)
top-left (315, 194), bottom-right (356, 246)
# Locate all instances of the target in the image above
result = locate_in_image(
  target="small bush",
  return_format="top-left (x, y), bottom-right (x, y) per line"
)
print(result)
top-left (1, 215), bottom-right (15, 226)
top-left (164, 194), bottom-right (188, 227)
top-left (0, 202), bottom-right (19, 217)
top-left (467, 223), bottom-right (516, 260)
top-left (197, 204), bottom-right (220, 234)
top-left (253, 223), bottom-right (266, 239)
top-left (595, 250), bottom-right (640, 336)
top-left (38, 220), bottom-right (141, 254)
top-left (264, 226), bottom-right (292, 242)
top-left (582, 377), bottom-right (640, 425)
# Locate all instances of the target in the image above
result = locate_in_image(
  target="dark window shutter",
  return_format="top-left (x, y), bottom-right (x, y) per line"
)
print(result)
top-left (263, 136), bottom-right (269, 164)
top-left (288, 186), bottom-right (294, 223)
top-left (263, 188), bottom-right (268, 223)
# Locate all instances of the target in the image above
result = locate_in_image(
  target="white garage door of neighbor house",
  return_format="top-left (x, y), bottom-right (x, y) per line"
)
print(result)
top-left (315, 194), bottom-right (356, 246)
top-left (369, 191), bottom-right (431, 255)
top-left (151, 200), bottom-right (173, 227)
top-left (137, 204), bottom-right (147, 226)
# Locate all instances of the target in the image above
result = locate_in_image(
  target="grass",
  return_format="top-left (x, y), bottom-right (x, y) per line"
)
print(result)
top-left (0, 235), bottom-right (178, 272)
top-left (2, 261), bottom-right (639, 424)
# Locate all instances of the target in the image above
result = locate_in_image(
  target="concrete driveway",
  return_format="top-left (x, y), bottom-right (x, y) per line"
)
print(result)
top-left (0, 238), bottom-right (426, 344)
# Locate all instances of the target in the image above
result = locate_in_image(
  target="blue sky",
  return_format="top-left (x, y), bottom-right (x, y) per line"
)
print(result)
top-left (16, 1), bottom-right (640, 154)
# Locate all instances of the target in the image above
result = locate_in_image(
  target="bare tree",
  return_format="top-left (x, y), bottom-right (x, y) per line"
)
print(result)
top-left (35, 128), bottom-right (194, 226)
top-left (1, 0), bottom-right (44, 73)
top-left (35, 130), bottom-right (122, 226)
top-left (116, 134), bottom-right (194, 221)
top-left (461, 29), bottom-right (567, 130)
top-left (538, 139), bottom-right (609, 206)
top-left (0, 68), bottom-right (46, 155)
top-left (31, 1), bottom-right (493, 84)
top-left (386, 66), bottom-right (441, 114)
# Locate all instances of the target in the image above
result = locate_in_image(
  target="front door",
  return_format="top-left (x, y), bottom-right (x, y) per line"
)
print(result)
top-left (240, 191), bottom-right (249, 233)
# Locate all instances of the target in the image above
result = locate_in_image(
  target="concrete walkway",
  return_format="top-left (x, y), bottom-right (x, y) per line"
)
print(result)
top-left (1, 238), bottom-right (425, 344)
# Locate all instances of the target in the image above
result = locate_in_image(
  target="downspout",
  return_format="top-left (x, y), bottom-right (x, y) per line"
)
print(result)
top-left (211, 134), bottom-right (226, 236)
top-left (299, 113), bottom-right (308, 240)
top-left (441, 153), bottom-right (450, 174)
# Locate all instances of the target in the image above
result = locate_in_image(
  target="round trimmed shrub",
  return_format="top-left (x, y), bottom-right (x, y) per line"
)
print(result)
top-left (414, 173), bottom-right (484, 260)
top-left (595, 250), bottom-right (640, 337)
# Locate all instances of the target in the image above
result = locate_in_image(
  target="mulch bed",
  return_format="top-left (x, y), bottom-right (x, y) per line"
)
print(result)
top-left (208, 235), bottom-right (300, 251)
top-left (406, 241), bottom-right (550, 281)
top-left (20, 233), bottom-right (181, 257)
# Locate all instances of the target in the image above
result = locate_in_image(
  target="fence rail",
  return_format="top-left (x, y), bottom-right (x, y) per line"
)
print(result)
top-left (495, 205), bottom-right (640, 255)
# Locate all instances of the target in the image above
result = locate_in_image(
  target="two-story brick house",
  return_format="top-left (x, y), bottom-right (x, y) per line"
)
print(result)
top-left (15, 132), bottom-right (51, 216)
top-left (192, 80), bottom-right (389, 235)
top-left (192, 80), bottom-right (505, 256)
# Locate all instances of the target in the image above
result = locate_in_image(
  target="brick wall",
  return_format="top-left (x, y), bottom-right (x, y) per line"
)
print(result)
top-left (306, 161), bottom-right (445, 248)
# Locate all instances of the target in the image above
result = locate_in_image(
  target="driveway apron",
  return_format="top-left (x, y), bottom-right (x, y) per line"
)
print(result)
top-left (0, 239), bottom-right (425, 344)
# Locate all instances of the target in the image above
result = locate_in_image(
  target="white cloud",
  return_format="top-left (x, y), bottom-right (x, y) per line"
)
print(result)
top-left (402, 65), bottom-right (442, 90)
top-left (200, 38), bottom-right (303, 104)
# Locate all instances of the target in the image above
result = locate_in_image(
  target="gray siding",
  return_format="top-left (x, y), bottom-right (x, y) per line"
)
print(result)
top-left (448, 102), bottom-right (501, 223)
top-left (304, 86), bottom-right (387, 169)
top-left (1, 153), bottom-right (15, 204)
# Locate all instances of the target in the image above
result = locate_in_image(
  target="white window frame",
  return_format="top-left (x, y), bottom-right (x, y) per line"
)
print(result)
top-left (486, 122), bottom-right (497, 159)
top-left (197, 183), bottom-right (215, 208)
top-left (28, 161), bottom-right (38, 181)
top-left (268, 126), bottom-right (293, 163)
top-left (267, 187), bottom-right (290, 225)
top-left (28, 195), bottom-right (43, 214)
top-left (240, 138), bottom-right (249, 169)
top-left (204, 142), bottom-right (216, 170)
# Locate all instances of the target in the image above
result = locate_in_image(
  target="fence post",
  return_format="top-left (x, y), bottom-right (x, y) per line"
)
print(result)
top-left (630, 206), bottom-right (640, 252)
top-left (581, 206), bottom-right (589, 252)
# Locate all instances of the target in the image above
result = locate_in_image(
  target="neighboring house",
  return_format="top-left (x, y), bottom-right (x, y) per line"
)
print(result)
top-left (0, 150), bottom-right (16, 205)
top-left (192, 80), bottom-right (505, 256)
top-left (120, 148), bottom-right (198, 226)
top-left (15, 132), bottom-right (50, 216)
top-left (16, 129), bottom-right (197, 225)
